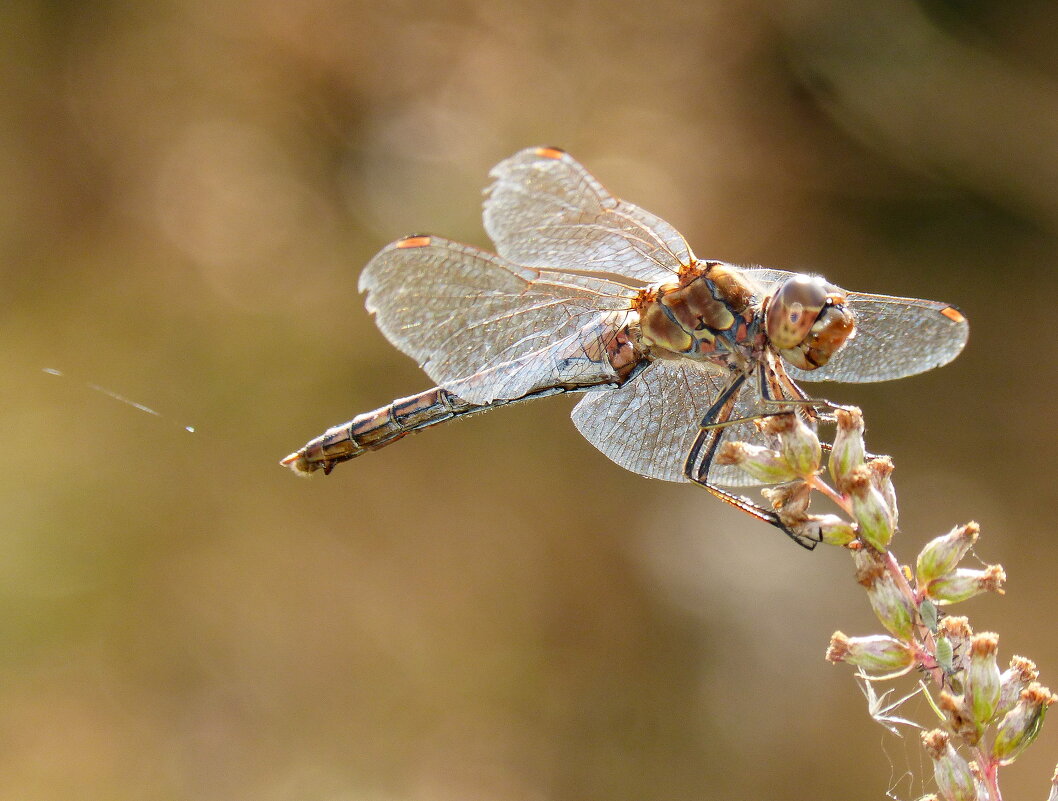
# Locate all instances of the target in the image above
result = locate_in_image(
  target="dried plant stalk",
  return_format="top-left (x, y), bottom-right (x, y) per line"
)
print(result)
top-left (722, 407), bottom-right (1055, 801)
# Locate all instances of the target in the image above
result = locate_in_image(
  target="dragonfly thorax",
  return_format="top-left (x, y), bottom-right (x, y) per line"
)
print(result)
top-left (635, 263), bottom-right (760, 363)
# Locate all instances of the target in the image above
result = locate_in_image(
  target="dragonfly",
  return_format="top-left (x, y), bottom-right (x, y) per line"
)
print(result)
top-left (282, 146), bottom-right (968, 548)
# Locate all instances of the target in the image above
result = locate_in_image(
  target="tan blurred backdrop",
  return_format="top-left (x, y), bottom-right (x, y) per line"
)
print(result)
top-left (3, 0), bottom-right (1058, 798)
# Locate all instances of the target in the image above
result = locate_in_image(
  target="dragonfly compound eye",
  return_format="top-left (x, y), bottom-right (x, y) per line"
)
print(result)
top-left (767, 275), bottom-right (854, 370)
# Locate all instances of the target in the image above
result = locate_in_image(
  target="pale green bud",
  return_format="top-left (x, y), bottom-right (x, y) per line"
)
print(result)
top-left (846, 466), bottom-right (895, 551)
top-left (917, 523), bottom-right (980, 585)
top-left (715, 441), bottom-right (798, 484)
top-left (855, 558), bottom-right (914, 640)
top-left (783, 513), bottom-right (856, 548)
top-left (966, 633), bottom-right (1001, 727)
top-left (826, 631), bottom-right (914, 672)
top-left (828, 407), bottom-right (865, 490)
top-left (867, 456), bottom-right (898, 529)
top-left (926, 566), bottom-right (1006, 605)
top-left (996, 656), bottom-right (1038, 720)
top-left (762, 412), bottom-right (821, 477)
top-left (922, 729), bottom-right (978, 801)
top-left (991, 683), bottom-right (1055, 764)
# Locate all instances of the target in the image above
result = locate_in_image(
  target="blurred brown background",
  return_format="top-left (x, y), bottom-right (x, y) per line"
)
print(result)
top-left (3, 0), bottom-right (1058, 798)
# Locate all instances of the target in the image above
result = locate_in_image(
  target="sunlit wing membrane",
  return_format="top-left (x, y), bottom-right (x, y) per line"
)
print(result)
top-left (785, 292), bottom-right (969, 383)
top-left (483, 147), bottom-right (693, 284)
top-left (571, 360), bottom-right (793, 487)
top-left (738, 266), bottom-right (797, 294)
top-left (359, 236), bottom-right (637, 403)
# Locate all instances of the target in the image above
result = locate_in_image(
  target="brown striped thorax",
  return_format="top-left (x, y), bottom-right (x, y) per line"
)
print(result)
top-left (634, 261), bottom-right (758, 359)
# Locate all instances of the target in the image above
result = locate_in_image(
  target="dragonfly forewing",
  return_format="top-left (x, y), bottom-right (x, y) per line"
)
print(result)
top-left (360, 235), bottom-right (638, 403)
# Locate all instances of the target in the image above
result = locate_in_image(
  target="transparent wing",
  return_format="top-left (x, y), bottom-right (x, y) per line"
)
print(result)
top-left (739, 266), bottom-right (796, 293)
top-left (571, 360), bottom-right (790, 487)
top-left (786, 292), bottom-right (969, 384)
top-left (359, 235), bottom-right (637, 404)
top-left (483, 146), bottom-right (693, 284)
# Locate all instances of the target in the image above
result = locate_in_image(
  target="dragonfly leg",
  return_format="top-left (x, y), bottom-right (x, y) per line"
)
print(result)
top-left (681, 373), bottom-right (819, 550)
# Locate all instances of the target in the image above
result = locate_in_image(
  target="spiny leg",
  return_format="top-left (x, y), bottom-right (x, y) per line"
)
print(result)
top-left (681, 374), bottom-right (819, 550)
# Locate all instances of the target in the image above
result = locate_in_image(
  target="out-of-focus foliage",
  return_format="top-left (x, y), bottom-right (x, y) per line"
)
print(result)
top-left (1, 1), bottom-right (1056, 798)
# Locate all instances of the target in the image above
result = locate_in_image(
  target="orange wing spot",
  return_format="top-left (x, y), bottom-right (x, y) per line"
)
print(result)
top-left (940, 306), bottom-right (966, 324)
top-left (396, 235), bottom-right (432, 249)
top-left (534, 146), bottom-right (566, 160)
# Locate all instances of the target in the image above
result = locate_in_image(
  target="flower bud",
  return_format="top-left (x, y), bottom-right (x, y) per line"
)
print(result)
top-left (716, 441), bottom-right (799, 484)
top-left (826, 631), bottom-right (914, 672)
top-left (1047, 763), bottom-right (1058, 801)
top-left (917, 523), bottom-right (980, 585)
top-left (996, 656), bottom-right (1039, 719)
top-left (845, 465), bottom-right (895, 551)
top-left (966, 633), bottom-right (1001, 727)
top-left (922, 729), bottom-right (978, 801)
top-left (926, 565), bottom-right (1006, 605)
top-left (761, 413), bottom-right (821, 477)
top-left (991, 683), bottom-right (1056, 764)
top-left (829, 407), bottom-right (865, 490)
top-left (867, 456), bottom-right (898, 529)
top-left (855, 558), bottom-right (914, 640)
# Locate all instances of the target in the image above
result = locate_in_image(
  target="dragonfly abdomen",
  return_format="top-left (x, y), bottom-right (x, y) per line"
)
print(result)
top-left (282, 381), bottom-right (610, 475)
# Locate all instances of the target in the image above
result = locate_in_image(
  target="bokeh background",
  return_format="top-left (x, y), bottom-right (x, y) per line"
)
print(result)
top-left (3, 0), bottom-right (1058, 798)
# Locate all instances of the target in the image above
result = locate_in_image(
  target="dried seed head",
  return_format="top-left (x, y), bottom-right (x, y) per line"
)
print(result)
top-left (937, 616), bottom-right (973, 641)
top-left (922, 729), bottom-right (979, 801)
top-left (926, 565), bottom-right (1006, 605)
top-left (917, 523), bottom-right (981, 586)
top-left (991, 682), bottom-right (1056, 764)
top-left (716, 441), bottom-right (799, 484)
top-left (826, 631), bottom-right (914, 672)
top-left (761, 481), bottom-right (811, 516)
top-left (762, 412), bottom-right (821, 477)
top-left (845, 465), bottom-right (895, 551)
top-left (997, 656), bottom-right (1039, 719)
top-left (966, 633), bottom-right (1001, 727)
top-left (854, 559), bottom-right (915, 640)
top-left (829, 407), bottom-right (865, 491)
top-left (939, 690), bottom-right (980, 745)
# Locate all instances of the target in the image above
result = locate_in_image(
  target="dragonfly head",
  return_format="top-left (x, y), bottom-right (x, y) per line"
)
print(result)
top-left (766, 275), bottom-right (855, 370)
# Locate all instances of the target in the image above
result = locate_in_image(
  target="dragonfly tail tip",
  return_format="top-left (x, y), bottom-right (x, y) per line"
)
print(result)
top-left (280, 450), bottom-right (315, 476)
